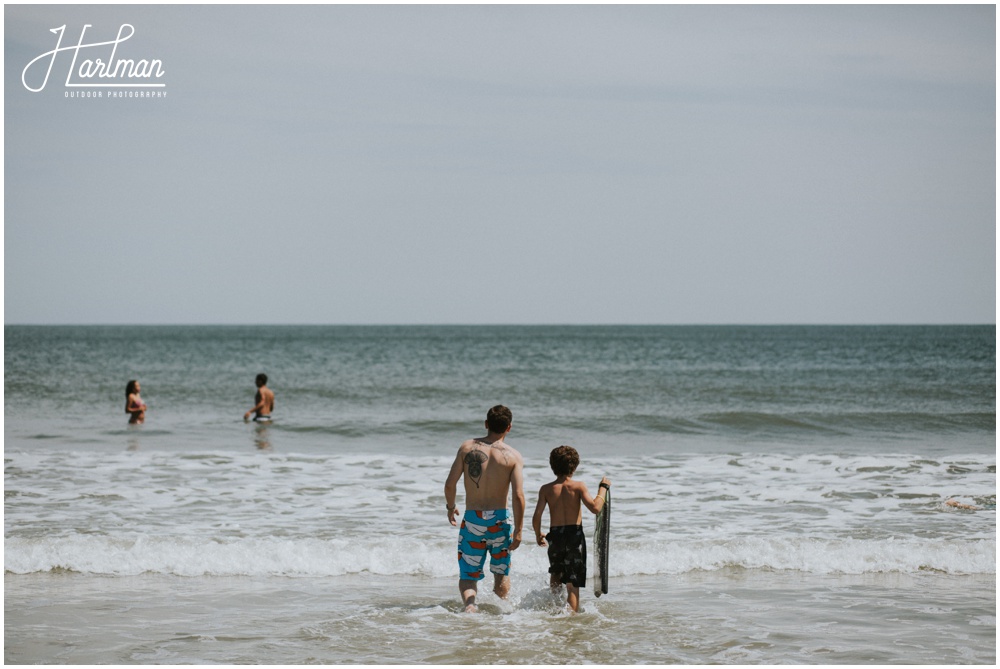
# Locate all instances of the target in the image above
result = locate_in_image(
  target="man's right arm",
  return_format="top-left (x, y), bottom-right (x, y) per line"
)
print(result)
top-left (444, 447), bottom-right (465, 526)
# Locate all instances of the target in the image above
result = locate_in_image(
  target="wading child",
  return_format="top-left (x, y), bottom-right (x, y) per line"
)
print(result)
top-left (532, 445), bottom-right (610, 612)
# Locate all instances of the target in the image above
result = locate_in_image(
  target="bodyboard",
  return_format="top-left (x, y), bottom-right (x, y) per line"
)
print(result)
top-left (593, 485), bottom-right (610, 596)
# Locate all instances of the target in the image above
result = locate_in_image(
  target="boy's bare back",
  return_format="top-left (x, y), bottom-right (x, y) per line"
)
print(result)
top-left (538, 478), bottom-right (590, 526)
top-left (534, 469), bottom-right (609, 547)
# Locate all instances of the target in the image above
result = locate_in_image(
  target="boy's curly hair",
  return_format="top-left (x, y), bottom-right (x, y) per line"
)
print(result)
top-left (549, 445), bottom-right (580, 477)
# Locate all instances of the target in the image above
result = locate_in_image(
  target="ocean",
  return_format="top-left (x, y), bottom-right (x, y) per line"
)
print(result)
top-left (4, 324), bottom-right (996, 664)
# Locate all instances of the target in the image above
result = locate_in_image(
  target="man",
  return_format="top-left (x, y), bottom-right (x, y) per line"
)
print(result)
top-left (444, 405), bottom-right (526, 613)
top-left (243, 373), bottom-right (275, 422)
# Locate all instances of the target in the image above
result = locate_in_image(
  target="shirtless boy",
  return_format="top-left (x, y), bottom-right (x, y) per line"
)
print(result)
top-left (444, 405), bottom-right (526, 613)
top-left (243, 373), bottom-right (275, 422)
top-left (532, 445), bottom-right (610, 613)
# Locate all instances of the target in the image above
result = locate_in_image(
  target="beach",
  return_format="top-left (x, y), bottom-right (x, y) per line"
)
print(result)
top-left (4, 325), bottom-right (996, 664)
top-left (5, 571), bottom-right (994, 664)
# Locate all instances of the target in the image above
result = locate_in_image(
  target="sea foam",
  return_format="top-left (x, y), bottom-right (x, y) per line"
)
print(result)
top-left (5, 534), bottom-right (994, 577)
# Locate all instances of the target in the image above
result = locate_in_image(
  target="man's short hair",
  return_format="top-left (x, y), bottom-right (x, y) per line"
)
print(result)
top-left (485, 405), bottom-right (512, 434)
top-left (549, 445), bottom-right (580, 477)
top-left (256, 373), bottom-right (268, 386)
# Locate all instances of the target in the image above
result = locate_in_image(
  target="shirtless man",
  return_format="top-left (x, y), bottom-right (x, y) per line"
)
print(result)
top-left (243, 373), bottom-right (275, 422)
top-left (444, 405), bottom-right (526, 613)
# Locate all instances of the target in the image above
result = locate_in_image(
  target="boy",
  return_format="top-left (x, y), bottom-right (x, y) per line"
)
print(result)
top-left (532, 445), bottom-right (610, 612)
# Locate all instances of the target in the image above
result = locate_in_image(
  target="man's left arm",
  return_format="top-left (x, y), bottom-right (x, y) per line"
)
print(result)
top-left (244, 393), bottom-right (264, 420)
top-left (509, 456), bottom-right (526, 550)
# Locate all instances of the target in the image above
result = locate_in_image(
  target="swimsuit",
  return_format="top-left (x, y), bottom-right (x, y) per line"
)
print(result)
top-left (254, 415), bottom-right (272, 423)
top-left (457, 509), bottom-right (513, 580)
top-left (546, 524), bottom-right (587, 588)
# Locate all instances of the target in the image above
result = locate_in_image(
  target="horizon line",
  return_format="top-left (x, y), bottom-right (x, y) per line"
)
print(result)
top-left (4, 322), bottom-right (995, 328)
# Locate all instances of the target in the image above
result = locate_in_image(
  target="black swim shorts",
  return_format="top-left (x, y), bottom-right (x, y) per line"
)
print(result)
top-left (546, 524), bottom-right (587, 588)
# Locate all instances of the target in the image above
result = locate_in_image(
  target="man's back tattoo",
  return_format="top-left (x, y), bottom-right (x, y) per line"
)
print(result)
top-left (465, 450), bottom-right (488, 488)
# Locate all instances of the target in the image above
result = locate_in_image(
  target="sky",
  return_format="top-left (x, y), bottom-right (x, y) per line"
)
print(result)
top-left (4, 3), bottom-right (995, 325)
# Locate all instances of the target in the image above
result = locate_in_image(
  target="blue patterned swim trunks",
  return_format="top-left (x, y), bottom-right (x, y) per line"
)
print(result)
top-left (457, 509), bottom-right (512, 580)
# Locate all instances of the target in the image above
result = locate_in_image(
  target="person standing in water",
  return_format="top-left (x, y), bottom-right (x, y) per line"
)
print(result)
top-left (444, 405), bottom-right (526, 613)
top-left (244, 373), bottom-right (275, 422)
top-left (532, 445), bottom-right (610, 613)
top-left (125, 380), bottom-right (146, 424)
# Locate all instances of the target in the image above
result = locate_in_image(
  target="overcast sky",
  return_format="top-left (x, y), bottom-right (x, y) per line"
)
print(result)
top-left (4, 4), bottom-right (995, 325)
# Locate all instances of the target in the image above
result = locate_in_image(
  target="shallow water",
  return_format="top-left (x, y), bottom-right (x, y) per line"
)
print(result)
top-left (4, 571), bottom-right (995, 664)
top-left (4, 448), bottom-right (994, 578)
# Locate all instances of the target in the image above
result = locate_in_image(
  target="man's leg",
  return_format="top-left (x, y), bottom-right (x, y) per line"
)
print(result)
top-left (459, 579), bottom-right (478, 613)
top-left (493, 573), bottom-right (511, 599)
